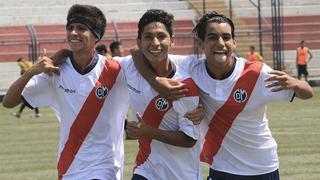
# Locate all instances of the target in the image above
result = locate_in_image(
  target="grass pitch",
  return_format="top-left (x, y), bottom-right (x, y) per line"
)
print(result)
top-left (0, 87), bottom-right (319, 180)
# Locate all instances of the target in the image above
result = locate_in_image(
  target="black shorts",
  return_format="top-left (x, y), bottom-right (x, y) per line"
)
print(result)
top-left (298, 64), bottom-right (308, 76)
top-left (207, 168), bottom-right (280, 180)
top-left (131, 174), bottom-right (148, 180)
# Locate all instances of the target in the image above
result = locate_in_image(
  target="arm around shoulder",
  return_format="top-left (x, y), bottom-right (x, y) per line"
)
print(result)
top-left (292, 79), bottom-right (314, 99)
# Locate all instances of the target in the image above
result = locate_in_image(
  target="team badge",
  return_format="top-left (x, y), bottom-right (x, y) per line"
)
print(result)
top-left (95, 86), bottom-right (109, 99)
top-left (155, 98), bottom-right (169, 111)
top-left (233, 88), bottom-right (247, 103)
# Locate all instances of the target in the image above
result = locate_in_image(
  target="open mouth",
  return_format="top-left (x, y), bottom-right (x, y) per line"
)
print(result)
top-left (149, 49), bottom-right (162, 54)
top-left (213, 50), bottom-right (227, 62)
top-left (69, 39), bottom-right (81, 43)
top-left (214, 50), bottom-right (227, 55)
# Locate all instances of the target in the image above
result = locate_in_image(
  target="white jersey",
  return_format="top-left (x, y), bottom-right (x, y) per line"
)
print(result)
top-left (115, 55), bottom-right (202, 180)
top-left (22, 54), bottom-right (129, 180)
top-left (181, 56), bottom-right (294, 175)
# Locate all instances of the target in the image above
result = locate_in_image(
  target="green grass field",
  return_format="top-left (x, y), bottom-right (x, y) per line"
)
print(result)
top-left (0, 87), bottom-right (319, 180)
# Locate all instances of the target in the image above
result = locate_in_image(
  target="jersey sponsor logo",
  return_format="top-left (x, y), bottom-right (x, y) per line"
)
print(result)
top-left (127, 83), bottom-right (141, 93)
top-left (59, 85), bottom-right (76, 93)
top-left (95, 86), bottom-right (109, 99)
top-left (155, 97), bottom-right (169, 111)
top-left (233, 88), bottom-right (247, 103)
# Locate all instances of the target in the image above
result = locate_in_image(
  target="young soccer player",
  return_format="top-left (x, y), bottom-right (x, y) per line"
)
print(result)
top-left (3, 4), bottom-right (129, 180)
top-left (116, 9), bottom-right (202, 180)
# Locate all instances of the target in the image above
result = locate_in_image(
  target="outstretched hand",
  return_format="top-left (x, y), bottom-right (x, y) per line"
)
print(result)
top-left (126, 112), bottom-right (152, 139)
top-left (155, 77), bottom-right (188, 100)
top-left (265, 70), bottom-right (298, 92)
top-left (31, 49), bottom-right (60, 76)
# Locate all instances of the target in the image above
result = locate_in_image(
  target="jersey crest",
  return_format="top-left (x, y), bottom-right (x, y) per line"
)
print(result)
top-left (155, 97), bottom-right (169, 111)
top-left (95, 85), bottom-right (109, 99)
top-left (233, 88), bottom-right (247, 103)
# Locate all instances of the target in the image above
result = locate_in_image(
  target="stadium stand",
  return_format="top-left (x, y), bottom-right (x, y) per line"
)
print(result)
top-left (1, 0), bottom-right (320, 96)
top-left (0, 0), bottom-right (197, 96)
top-left (188, 0), bottom-right (320, 80)
top-left (0, 0), bottom-right (197, 61)
top-left (230, 0), bottom-right (320, 79)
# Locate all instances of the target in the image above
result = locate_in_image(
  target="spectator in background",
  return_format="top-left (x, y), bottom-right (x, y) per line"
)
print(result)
top-left (95, 44), bottom-right (107, 55)
top-left (246, 45), bottom-right (263, 62)
top-left (109, 41), bottom-right (124, 57)
top-left (95, 44), bottom-right (112, 59)
top-left (296, 40), bottom-right (313, 81)
top-left (109, 40), bottom-right (128, 139)
top-left (12, 57), bottom-right (40, 118)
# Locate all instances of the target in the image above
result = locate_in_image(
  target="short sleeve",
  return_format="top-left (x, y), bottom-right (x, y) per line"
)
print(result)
top-left (260, 64), bottom-right (295, 102)
top-left (22, 73), bottom-right (55, 108)
top-left (173, 96), bottom-right (200, 140)
top-left (179, 55), bottom-right (198, 73)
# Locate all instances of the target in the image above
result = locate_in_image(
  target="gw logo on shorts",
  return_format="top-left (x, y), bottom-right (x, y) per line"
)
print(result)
top-left (155, 98), bottom-right (169, 111)
top-left (95, 86), bottom-right (109, 99)
top-left (233, 89), bottom-right (247, 103)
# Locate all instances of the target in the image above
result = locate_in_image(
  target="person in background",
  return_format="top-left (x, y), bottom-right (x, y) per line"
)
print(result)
top-left (110, 40), bottom-right (129, 139)
top-left (246, 45), bottom-right (263, 62)
top-left (110, 41), bottom-right (124, 57)
top-left (12, 57), bottom-right (40, 118)
top-left (95, 44), bottom-right (112, 59)
top-left (95, 44), bottom-right (107, 55)
top-left (296, 40), bottom-right (313, 81)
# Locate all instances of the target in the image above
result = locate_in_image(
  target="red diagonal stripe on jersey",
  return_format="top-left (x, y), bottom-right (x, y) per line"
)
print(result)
top-left (200, 61), bottom-right (263, 165)
top-left (183, 78), bottom-right (199, 97)
top-left (57, 60), bottom-right (121, 180)
top-left (134, 77), bottom-right (198, 170)
top-left (134, 95), bottom-right (172, 170)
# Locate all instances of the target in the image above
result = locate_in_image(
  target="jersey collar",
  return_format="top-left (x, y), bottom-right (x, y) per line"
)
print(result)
top-left (70, 53), bottom-right (99, 75)
top-left (206, 56), bottom-right (236, 80)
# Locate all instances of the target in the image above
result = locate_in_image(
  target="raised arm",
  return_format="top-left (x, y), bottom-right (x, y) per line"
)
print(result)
top-left (265, 70), bottom-right (314, 99)
top-left (126, 112), bottom-right (196, 147)
top-left (131, 48), bottom-right (188, 100)
top-left (3, 49), bottom-right (59, 108)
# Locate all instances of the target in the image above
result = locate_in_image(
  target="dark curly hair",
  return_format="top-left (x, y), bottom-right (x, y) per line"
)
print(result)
top-left (67, 4), bottom-right (106, 40)
top-left (193, 11), bottom-right (235, 41)
top-left (137, 9), bottom-right (174, 39)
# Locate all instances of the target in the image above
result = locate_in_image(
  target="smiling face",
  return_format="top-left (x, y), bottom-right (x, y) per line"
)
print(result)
top-left (66, 23), bottom-right (98, 53)
top-left (200, 22), bottom-right (236, 68)
top-left (137, 22), bottom-right (174, 64)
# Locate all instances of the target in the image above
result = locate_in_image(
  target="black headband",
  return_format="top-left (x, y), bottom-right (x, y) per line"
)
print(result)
top-left (66, 15), bottom-right (103, 39)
